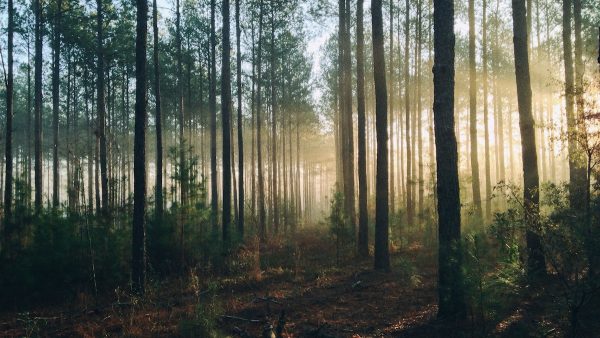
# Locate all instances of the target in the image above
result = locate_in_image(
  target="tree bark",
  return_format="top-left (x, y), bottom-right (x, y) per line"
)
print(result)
top-left (235, 0), bottom-right (244, 237)
top-left (4, 0), bottom-right (14, 227)
top-left (222, 0), bottom-right (233, 247)
top-left (356, 0), bottom-right (368, 257)
top-left (256, 0), bottom-right (267, 240)
top-left (483, 0), bottom-right (492, 221)
top-left (404, 0), bottom-right (413, 226)
top-left (97, 0), bottom-right (109, 215)
top-left (152, 0), bottom-right (163, 217)
top-left (433, 0), bottom-right (466, 319)
top-left (132, 0), bottom-right (148, 295)
top-left (210, 0), bottom-right (218, 233)
top-left (270, 4), bottom-right (279, 234)
top-left (176, 0), bottom-right (187, 206)
top-left (469, 0), bottom-right (482, 220)
top-left (52, 0), bottom-right (62, 208)
top-left (562, 0), bottom-right (585, 210)
top-left (372, 0), bottom-right (390, 272)
top-left (34, 0), bottom-right (43, 213)
top-left (511, 0), bottom-right (546, 277)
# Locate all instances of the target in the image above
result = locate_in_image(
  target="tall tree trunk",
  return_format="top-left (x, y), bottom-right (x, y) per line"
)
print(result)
top-left (235, 0), bottom-right (244, 237)
top-left (132, 0), bottom-right (148, 295)
top-left (176, 0), bottom-right (187, 206)
top-left (4, 0), bottom-right (14, 227)
top-left (222, 0), bottom-right (232, 247)
top-left (562, 0), bottom-right (585, 209)
top-left (356, 0), bottom-right (368, 257)
top-left (434, 0), bottom-right (466, 319)
top-left (404, 0), bottom-right (413, 226)
top-left (34, 0), bottom-right (43, 213)
top-left (270, 5), bottom-right (279, 234)
top-left (469, 0), bottom-right (483, 220)
top-left (483, 0), bottom-right (492, 221)
top-left (153, 0), bottom-right (163, 217)
top-left (256, 0), bottom-right (266, 240)
top-left (52, 0), bottom-right (62, 208)
top-left (511, 0), bottom-right (546, 277)
top-left (250, 20), bottom-right (256, 218)
top-left (210, 0), bottom-right (218, 233)
top-left (343, 0), bottom-right (355, 229)
top-left (372, 0), bottom-right (390, 272)
top-left (573, 0), bottom-right (586, 204)
top-left (97, 0), bottom-right (109, 215)
top-left (416, 0), bottom-right (424, 217)
top-left (388, 0), bottom-right (395, 213)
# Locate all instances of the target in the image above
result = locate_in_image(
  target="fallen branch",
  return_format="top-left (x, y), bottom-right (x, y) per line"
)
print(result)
top-left (221, 315), bottom-right (263, 323)
top-left (252, 296), bottom-right (283, 305)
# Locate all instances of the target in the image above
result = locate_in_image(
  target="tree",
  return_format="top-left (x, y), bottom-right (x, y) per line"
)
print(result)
top-left (4, 0), bottom-right (14, 227)
top-left (372, 0), bottom-right (389, 272)
top-left (433, 0), bottom-right (466, 319)
top-left (404, 0), bottom-right (413, 226)
top-left (482, 0), bottom-right (492, 221)
top-left (235, 0), bottom-right (244, 237)
top-left (132, 0), bottom-right (148, 295)
top-left (270, 3), bottom-right (279, 233)
top-left (338, 0), bottom-right (355, 229)
top-left (34, 0), bottom-right (43, 213)
top-left (97, 0), bottom-right (109, 215)
top-left (221, 0), bottom-right (232, 246)
top-left (562, 0), bottom-right (585, 210)
top-left (176, 0), bottom-right (187, 206)
top-left (52, 0), bottom-right (63, 208)
top-left (511, 0), bottom-right (546, 278)
top-left (256, 0), bottom-right (266, 240)
top-left (210, 0), bottom-right (218, 233)
top-left (356, 0), bottom-right (368, 257)
top-left (152, 0), bottom-right (163, 217)
top-left (469, 0), bottom-right (483, 220)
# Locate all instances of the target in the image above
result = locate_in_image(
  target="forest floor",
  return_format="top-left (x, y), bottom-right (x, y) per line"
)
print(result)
top-left (0, 228), bottom-right (580, 337)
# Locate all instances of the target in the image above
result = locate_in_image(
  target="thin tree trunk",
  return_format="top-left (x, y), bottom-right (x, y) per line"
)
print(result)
top-left (235, 0), bottom-right (244, 237)
top-left (416, 0), bottom-right (424, 218)
top-left (356, 0), bottom-right (368, 257)
top-left (34, 0), bottom-right (43, 213)
top-left (389, 0), bottom-right (395, 213)
top-left (97, 0), bottom-right (109, 215)
top-left (153, 0), bottom-right (163, 217)
top-left (256, 0), bottom-right (267, 240)
top-left (483, 0), bottom-right (492, 221)
top-left (4, 0), bottom-right (14, 227)
top-left (404, 0), bottom-right (413, 226)
top-left (222, 0), bottom-right (233, 247)
top-left (52, 0), bottom-right (62, 208)
top-left (562, 0), bottom-right (585, 209)
top-left (176, 0), bottom-right (187, 206)
top-left (469, 0), bottom-right (482, 220)
top-left (210, 0), bottom-right (218, 233)
top-left (270, 5), bottom-right (279, 234)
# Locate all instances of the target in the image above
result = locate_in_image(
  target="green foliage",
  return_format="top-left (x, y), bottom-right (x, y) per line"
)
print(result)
top-left (0, 211), bottom-right (130, 309)
top-left (178, 281), bottom-right (224, 338)
top-left (328, 187), bottom-right (353, 264)
top-left (0, 152), bottom-right (215, 310)
top-left (462, 230), bottom-right (526, 331)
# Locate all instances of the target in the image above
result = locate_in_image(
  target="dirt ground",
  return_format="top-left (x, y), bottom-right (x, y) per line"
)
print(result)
top-left (0, 229), bottom-right (573, 337)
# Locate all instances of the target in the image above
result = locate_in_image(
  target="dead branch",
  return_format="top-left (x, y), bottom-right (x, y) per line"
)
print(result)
top-left (222, 315), bottom-right (263, 323)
